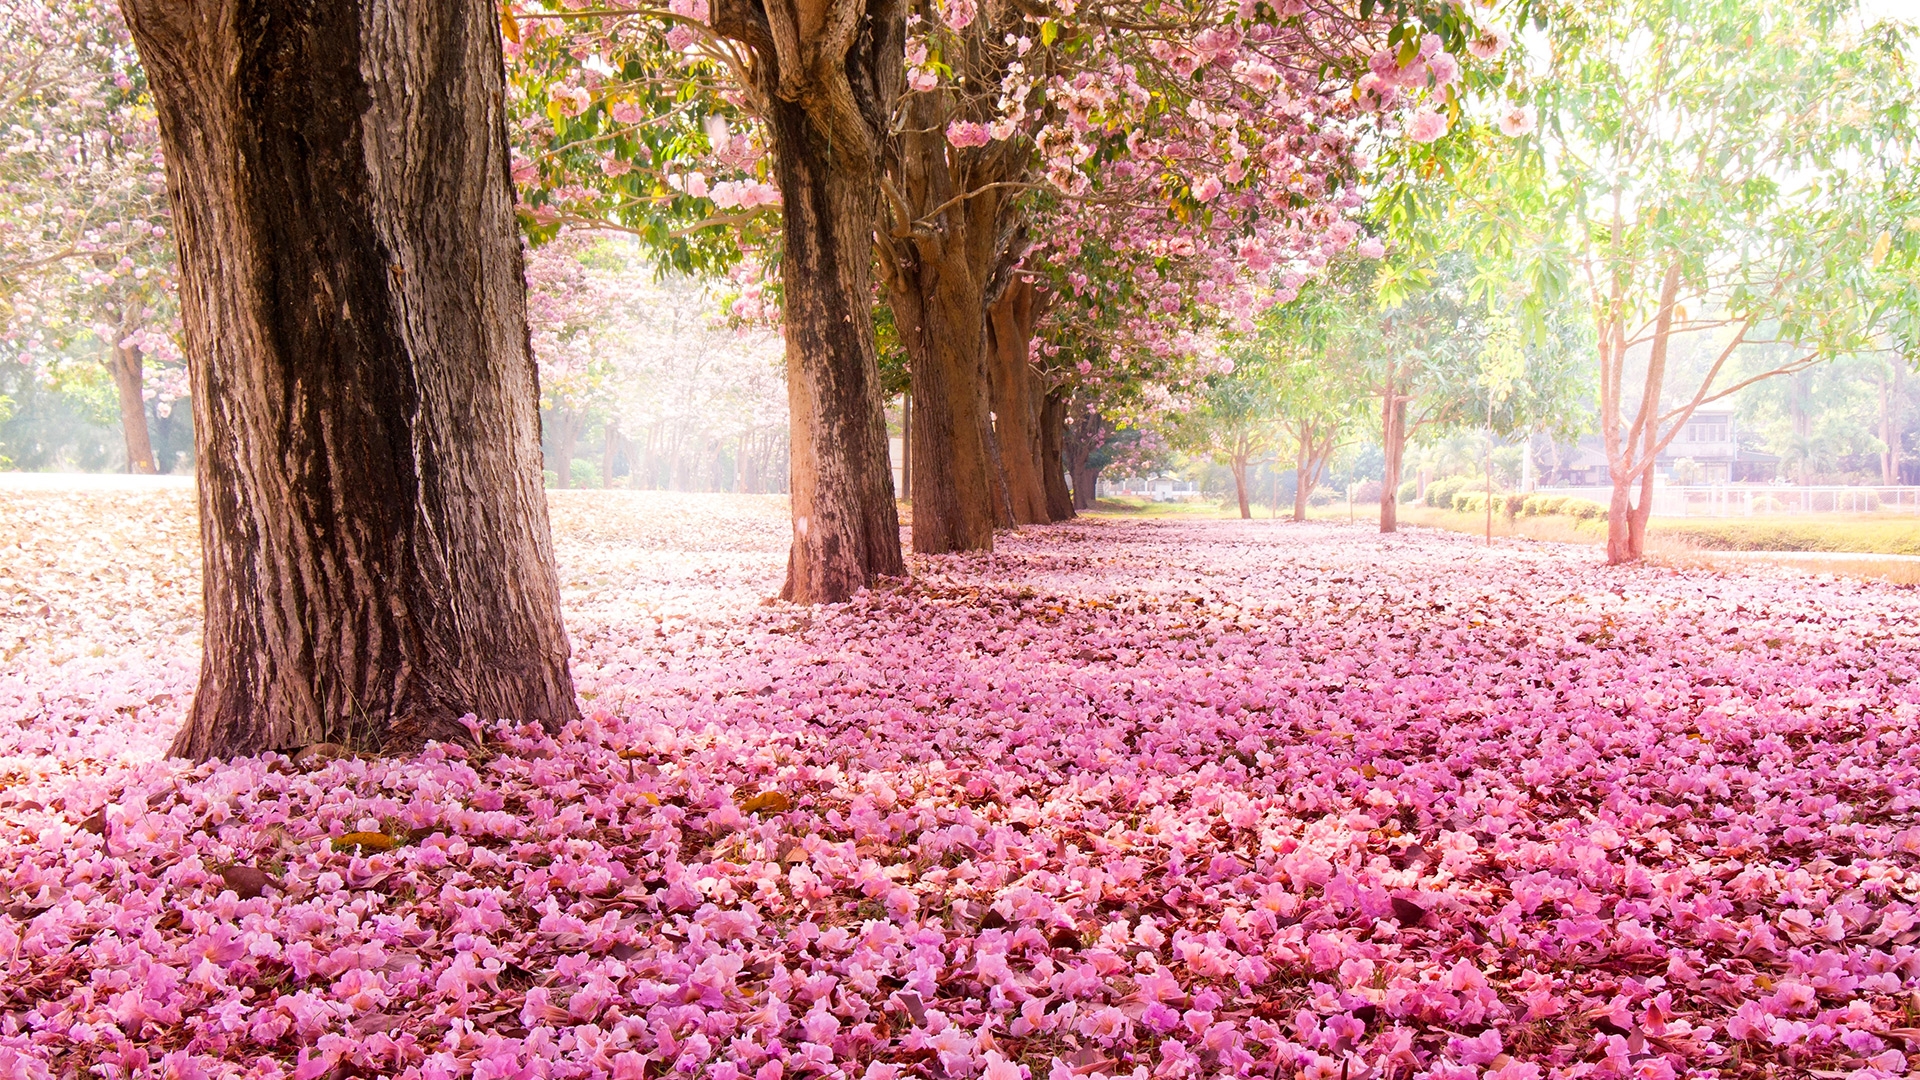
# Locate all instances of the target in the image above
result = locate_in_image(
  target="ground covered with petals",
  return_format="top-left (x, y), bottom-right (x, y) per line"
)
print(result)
top-left (5, 486), bottom-right (1920, 1080)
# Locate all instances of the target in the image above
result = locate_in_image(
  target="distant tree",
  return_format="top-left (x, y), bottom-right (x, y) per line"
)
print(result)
top-left (1520, 0), bottom-right (1920, 561)
top-left (1, 0), bottom-right (179, 473)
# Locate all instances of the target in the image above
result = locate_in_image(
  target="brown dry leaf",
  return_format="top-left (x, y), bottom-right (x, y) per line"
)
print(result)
top-left (739, 791), bottom-right (791, 814)
top-left (333, 831), bottom-right (398, 853)
top-left (1063, 1048), bottom-right (1115, 1075)
top-left (294, 743), bottom-right (351, 768)
top-left (219, 865), bottom-right (278, 899)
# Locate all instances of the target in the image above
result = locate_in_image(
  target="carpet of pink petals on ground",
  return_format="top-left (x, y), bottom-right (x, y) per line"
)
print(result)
top-left (5, 486), bottom-right (1920, 1080)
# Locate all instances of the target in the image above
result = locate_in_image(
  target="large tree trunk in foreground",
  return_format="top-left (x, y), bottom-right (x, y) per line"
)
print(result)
top-left (763, 91), bottom-right (905, 600)
top-left (126, 0), bottom-right (580, 759)
top-left (1039, 387), bottom-right (1074, 521)
top-left (987, 281), bottom-right (1049, 525)
top-left (107, 338), bottom-right (157, 474)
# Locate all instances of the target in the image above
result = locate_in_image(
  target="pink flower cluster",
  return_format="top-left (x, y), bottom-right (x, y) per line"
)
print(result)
top-left (5, 488), bottom-right (1920, 1080)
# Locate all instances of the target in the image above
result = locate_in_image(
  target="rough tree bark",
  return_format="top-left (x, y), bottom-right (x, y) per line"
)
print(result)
top-left (123, 0), bottom-right (580, 759)
top-left (1038, 386), bottom-right (1074, 521)
top-left (987, 279), bottom-right (1050, 525)
top-left (878, 91), bottom-right (1012, 552)
top-left (106, 326), bottom-right (157, 474)
top-left (711, 0), bottom-right (905, 601)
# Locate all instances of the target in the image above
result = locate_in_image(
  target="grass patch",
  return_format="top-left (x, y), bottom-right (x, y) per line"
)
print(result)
top-left (1651, 518), bottom-right (1920, 556)
top-left (1086, 496), bottom-right (1247, 518)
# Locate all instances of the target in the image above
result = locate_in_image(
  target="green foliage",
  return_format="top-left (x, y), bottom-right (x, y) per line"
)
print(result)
top-left (1519, 493), bottom-right (1607, 520)
top-left (506, 15), bottom-right (771, 275)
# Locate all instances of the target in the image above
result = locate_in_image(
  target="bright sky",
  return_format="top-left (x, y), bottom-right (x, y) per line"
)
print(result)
top-left (1863, 0), bottom-right (1920, 23)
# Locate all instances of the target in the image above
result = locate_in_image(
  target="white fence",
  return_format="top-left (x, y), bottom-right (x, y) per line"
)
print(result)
top-left (1540, 485), bottom-right (1920, 518)
top-left (1099, 477), bottom-right (1200, 501)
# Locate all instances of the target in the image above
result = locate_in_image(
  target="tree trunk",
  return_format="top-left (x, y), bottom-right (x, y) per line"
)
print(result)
top-left (1881, 369), bottom-right (1899, 487)
top-left (107, 338), bottom-right (158, 474)
top-left (895, 263), bottom-right (997, 552)
top-left (1230, 452), bottom-right (1251, 519)
top-left (1039, 386), bottom-right (1074, 521)
top-left (987, 280), bottom-right (1049, 524)
top-left (1379, 383), bottom-right (1406, 534)
top-left (124, 0), bottom-right (579, 759)
top-left (603, 421), bottom-right (619, 488)
top-left (900, 391), bottom-right (912, 500)
top-left (1292, 420), bottom-right (1313, 522)
top-left (550, 409), bottom-right (580, 489)
top-left (1064, 399), bottom-right (1107, 511)
top-left (762, 90), bottom-right (905, 601)
top-left (1604, 259), bottom-right (1681, 564)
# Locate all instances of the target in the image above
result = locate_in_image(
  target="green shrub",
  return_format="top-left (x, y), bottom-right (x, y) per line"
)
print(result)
top-left (1424, 476), bottom-right (1468, 509)
top-left (1503, 493), bottom-right (1527, 518)
top-left (1565, 498), bottom-right (1607, 520)
top-left (1453, 491), bottom-right (1488, 514)
top-left (1397, 478), bottom-right (1421, 504)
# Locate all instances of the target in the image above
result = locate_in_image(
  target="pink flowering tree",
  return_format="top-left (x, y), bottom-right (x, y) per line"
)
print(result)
top-left (500, 0), bottom-right (1491, 594)
top-left (0, 0), bottom-right (179, 473)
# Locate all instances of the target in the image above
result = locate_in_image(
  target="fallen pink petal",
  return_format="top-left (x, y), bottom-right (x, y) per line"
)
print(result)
top-left (5, 489), bottom-right (1918, 1078)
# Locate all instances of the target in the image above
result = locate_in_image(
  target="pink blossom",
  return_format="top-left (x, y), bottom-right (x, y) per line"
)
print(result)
top-left (946, 121), bottom-right (991, 148)
top-left (1469, 26), bottom-right (1513, 60)
top-left (1500, 105), bottom-right (1538, 137)
top-left (1406, 107), bottom-right (1449, 143)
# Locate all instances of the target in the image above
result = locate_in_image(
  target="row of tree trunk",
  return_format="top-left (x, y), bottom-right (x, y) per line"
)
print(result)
top-left (129, 0), bottom-right (1086, 758)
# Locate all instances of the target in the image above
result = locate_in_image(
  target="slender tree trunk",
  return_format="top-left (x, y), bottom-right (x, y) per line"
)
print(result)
top-left (1230, 451), bottom-right (1251, 519)
top-left (1039, 386), bottom-right (1074, 521)
top-left (987, 280), bottom-right (1049, 524)
top-left (1880, 369), bottom-right (1898, 486)
top-left (107, 338), bottom-right (158, 474)
top-left (125, 0), bottom-right (579, 759)
top-left (551, 409), bottom-right (579, 489)
top-left (1605, 259), bottom-right (1681, 564)
top-left (1292, 420), bottom-right (1314, 522)
top-left (602, 420), bottom-right (619, 489)
top-left (762, 91), bottom-right (905, 600)
top-left (1379, 382), bottom-right (1406, 534)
